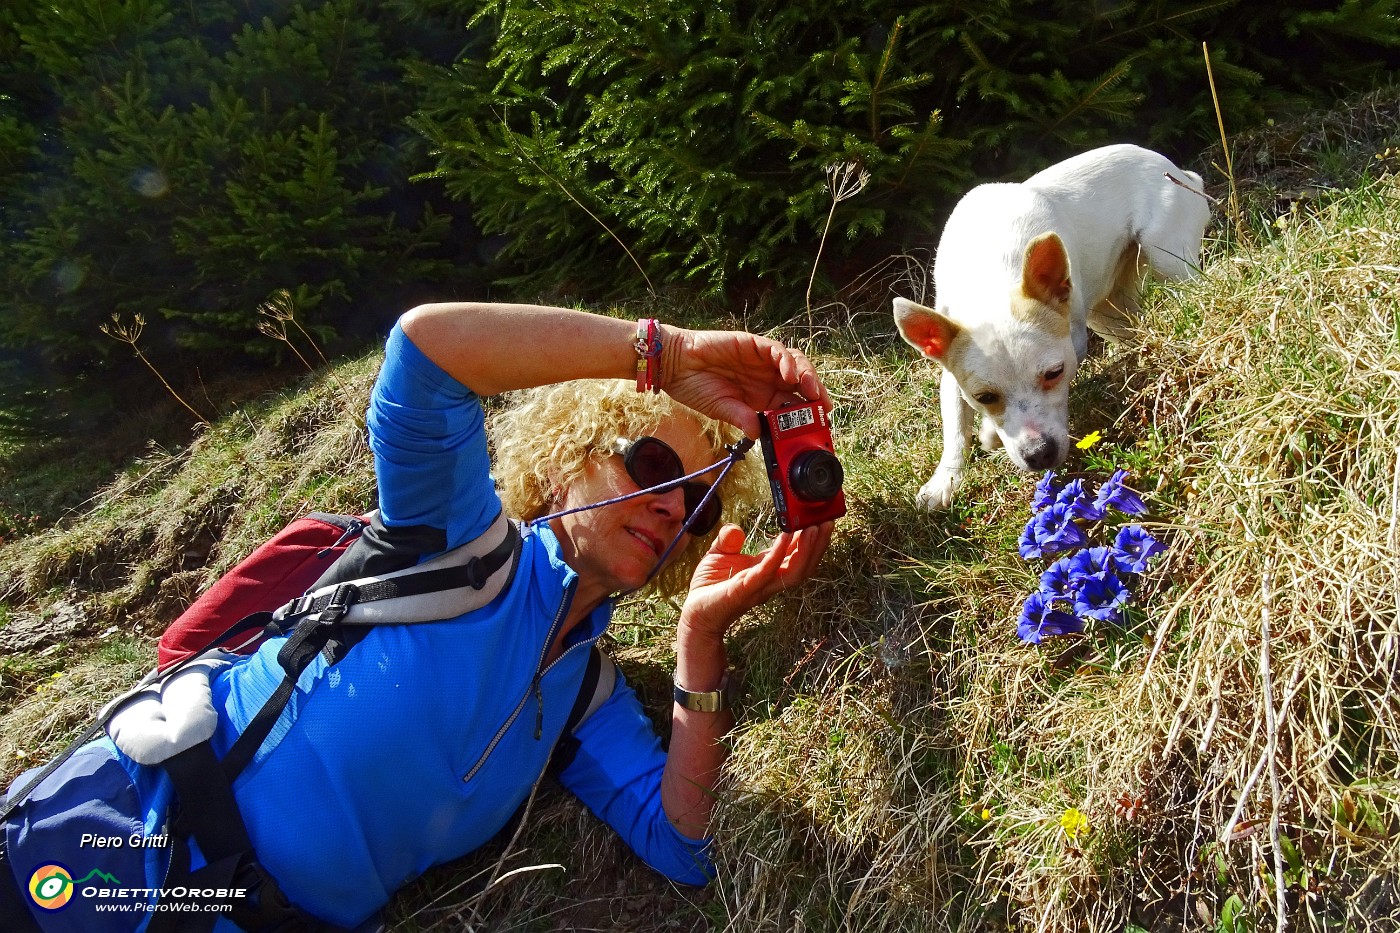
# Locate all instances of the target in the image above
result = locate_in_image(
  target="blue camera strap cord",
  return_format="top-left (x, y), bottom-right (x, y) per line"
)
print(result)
top-left (532, 438), bottom-right (755, 590)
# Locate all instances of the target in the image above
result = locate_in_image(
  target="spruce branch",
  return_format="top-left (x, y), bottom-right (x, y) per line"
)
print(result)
top-left (100, 313), bottom-right (210, 426)
top-left (867, 18), bottom-right (905, 142)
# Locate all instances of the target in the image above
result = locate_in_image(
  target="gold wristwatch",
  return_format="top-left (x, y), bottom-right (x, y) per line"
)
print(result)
top-left (673, 672), bottom-right (733, 713)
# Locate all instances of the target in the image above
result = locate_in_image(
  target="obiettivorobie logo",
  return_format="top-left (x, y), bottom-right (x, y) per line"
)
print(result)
top-left (27, 860), bottom-right (249, 917)
top-left (28, 863), bottom-right (121, 912)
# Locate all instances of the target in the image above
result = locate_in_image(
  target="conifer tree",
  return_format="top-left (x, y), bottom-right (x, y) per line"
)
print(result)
top-left (0, 0), bottom-right (472, 427)
top-left (410, 0), bottom-right (1400, 298)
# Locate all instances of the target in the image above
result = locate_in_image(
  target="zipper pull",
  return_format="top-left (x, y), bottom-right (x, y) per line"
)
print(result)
top-left (317, 518), bottom-right (367, 558)
top-left (533, 675), bottom-right (544, 740)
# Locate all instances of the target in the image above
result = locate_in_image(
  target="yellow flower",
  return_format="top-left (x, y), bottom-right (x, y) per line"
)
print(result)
top-left (981, 808), bottom-right (992, 821)
top-left (1075, 431), bottom-right (1102, 450)
top-left (1060, 807), bottom-right (1090, 839)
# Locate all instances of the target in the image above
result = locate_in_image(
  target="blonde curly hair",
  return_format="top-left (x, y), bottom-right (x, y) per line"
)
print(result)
top-left (489, 379), bottom-right (766, 596)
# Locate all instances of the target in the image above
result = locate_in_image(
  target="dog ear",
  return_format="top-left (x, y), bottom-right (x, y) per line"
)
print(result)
top-left (893, 297), bottom-right (962, 361)
top-left (1021, 233), bottom-right (1072, 308)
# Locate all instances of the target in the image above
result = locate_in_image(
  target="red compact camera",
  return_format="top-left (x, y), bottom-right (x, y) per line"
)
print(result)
top-left (757, 400), bottom-right (847, 532)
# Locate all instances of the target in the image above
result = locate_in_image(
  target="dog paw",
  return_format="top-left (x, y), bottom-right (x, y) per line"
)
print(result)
top-left (915, 469), bottom-right (961, 511)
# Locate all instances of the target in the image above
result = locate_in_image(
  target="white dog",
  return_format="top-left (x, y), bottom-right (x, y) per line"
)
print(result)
top-left (893, 144), bottom-right (1210, 510)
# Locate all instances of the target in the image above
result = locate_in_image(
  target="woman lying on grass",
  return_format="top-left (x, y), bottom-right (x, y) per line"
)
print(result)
top-left (0, 302), bottom-right (834, 933)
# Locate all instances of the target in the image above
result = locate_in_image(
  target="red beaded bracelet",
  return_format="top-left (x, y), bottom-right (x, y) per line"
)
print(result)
top-left (633, 318), bottom-right (662, 393)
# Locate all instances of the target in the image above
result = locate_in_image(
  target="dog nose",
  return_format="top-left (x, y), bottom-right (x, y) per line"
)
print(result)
top-left (1022, 437), bottom-right (1060, 471)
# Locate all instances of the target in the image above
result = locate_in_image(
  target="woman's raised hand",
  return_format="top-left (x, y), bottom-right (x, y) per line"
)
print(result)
top-left (679, 522), bottom-right (834, 639)
top-left (662, 327), bottom-right (830, 438)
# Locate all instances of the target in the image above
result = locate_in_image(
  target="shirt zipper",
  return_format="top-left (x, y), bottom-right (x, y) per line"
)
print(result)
top-left (532, 620), bottom-right (605, 739)
top-left (462, 577), bottom-right (578, 783)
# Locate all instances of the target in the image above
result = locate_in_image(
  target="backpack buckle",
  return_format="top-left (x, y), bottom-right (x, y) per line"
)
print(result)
top-left (464, 556), bottom-right (488, 590)
top-left (313, 582), bottom-right (360, 624)
top-left (281, 594), bottom-right (314, 619)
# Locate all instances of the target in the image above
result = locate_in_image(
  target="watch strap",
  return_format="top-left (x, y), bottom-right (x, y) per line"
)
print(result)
top-left (673, 672), bottom-right (731, 713)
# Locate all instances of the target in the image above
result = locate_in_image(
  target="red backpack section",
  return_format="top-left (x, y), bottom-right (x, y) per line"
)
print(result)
top-left (157, 513), bottom-right (369, 669)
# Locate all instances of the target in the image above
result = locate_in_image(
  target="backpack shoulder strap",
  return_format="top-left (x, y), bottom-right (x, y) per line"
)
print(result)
top-left (571, 646), bottom-right (617, 732)
top-left (547, 645), bottom-right (618, 777)
top-left (309, 509), bottom-right (444, 584)
top-left (220, 513), bottom-right (520, 782)
top-left (271, 512), bottom-right (520, 630)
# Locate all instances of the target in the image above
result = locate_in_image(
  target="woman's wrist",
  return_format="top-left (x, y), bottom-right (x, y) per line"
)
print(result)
top-left (658, 323), bottom-right (686, 396)
top-left (675, 616), bottom-right (728, 685)
top-left (676, 609), bottom-right (733, 646)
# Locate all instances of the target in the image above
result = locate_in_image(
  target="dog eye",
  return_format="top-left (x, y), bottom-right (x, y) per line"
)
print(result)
top-left (1043, 366), bottom-right (1065, 384)
top-left (975, 391), bottom-right (1001, 406)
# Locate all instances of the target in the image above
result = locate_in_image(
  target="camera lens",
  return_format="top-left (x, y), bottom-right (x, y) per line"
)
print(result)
top-left (788, 449), bottom-right (844, 501)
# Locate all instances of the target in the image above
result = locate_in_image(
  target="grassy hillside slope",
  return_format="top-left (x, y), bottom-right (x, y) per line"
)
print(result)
top-left (3, 97), bottom-right (1399, 932)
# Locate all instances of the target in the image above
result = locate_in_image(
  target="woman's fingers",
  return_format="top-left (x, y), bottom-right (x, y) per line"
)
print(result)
top-left (710, 523), bottom-right (747, 555)
top-left (786, 346), bottom-right (829, 408)
top-left (737, 523), bottom-right (833, 602)
top-left (672, 331), bottom-right (831, 433)
top-left (685, 522), bottom-right (837, 635)
top-left (772, 523), bottom-right (832, 589)
top-left (788, 520), bottom-right (835, 579)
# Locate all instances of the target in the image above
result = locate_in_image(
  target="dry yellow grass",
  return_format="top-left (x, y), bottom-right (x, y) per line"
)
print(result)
top-left (709, 174), bottom-right (1400, 933)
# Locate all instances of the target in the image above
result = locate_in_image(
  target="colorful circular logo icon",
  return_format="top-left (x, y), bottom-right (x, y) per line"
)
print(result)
top-left (28, 863), bottom-right (75, 911)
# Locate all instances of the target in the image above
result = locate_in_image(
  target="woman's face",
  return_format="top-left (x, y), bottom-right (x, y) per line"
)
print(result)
top-left (550, 412), bottom-right (720, 601)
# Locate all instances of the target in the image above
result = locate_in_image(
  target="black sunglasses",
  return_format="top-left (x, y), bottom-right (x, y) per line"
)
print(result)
top-left (611, 436), bottom-right (723, 536)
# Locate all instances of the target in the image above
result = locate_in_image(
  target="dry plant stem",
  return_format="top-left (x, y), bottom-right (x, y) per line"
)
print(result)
top-left (134, 351), bottom-right (209, 425)
top-left (100, 314), bottom-right (210, 425)
top-left (1260, 558), bottom-right (1287, 933)
top-left (257, 291), bottom-right (319, 372)
top-left (290, 319), bottom-right (329, 366)
top-left (807, 196), bottom-right (842, 329)
top-left (399, 859), bottom-right (499, 927)
top-left (462, 769), bottom-right (549, 930)
top-left (1221, 662), bottom-right (1303, 842)
top-left (258, 320), bottom-right (316, 373)
top-left (1203, 42), bottom-right (1245, 242)
top-left (257, 291), bottom-right (364, 428)
top-left (1390, 443), bottom-right (1400, 550)
top-left (497, 109), bottom-right (655, 296)
top-left (806, 162), bottom-right (871, 330)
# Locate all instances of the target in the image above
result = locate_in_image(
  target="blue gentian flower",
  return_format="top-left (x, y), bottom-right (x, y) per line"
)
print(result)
top-left (1022, 503), bottom-right (1089, 558)
top-left (1072, 572), bottom-right (1131, 623)
top-left (1017, 519), bottom-right (1042, 560)
top-left (1067, 545), bottom-right (1127, 580)
top-left (1056, 478), bottom-right (1105, 522)
top-left (1016, 468), bottom-right (1167, 645)
top-left (1038, 556), bottom-right (1081, 601)
top-left (1092, 469), bottom-right (1147, 516)
top-left (1112, 525), bottom-right (1165, 573)
top-left (1032, 471), bottom-right (1061, 511)
top-left (1018, 591), bottom-right (1085, 644)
